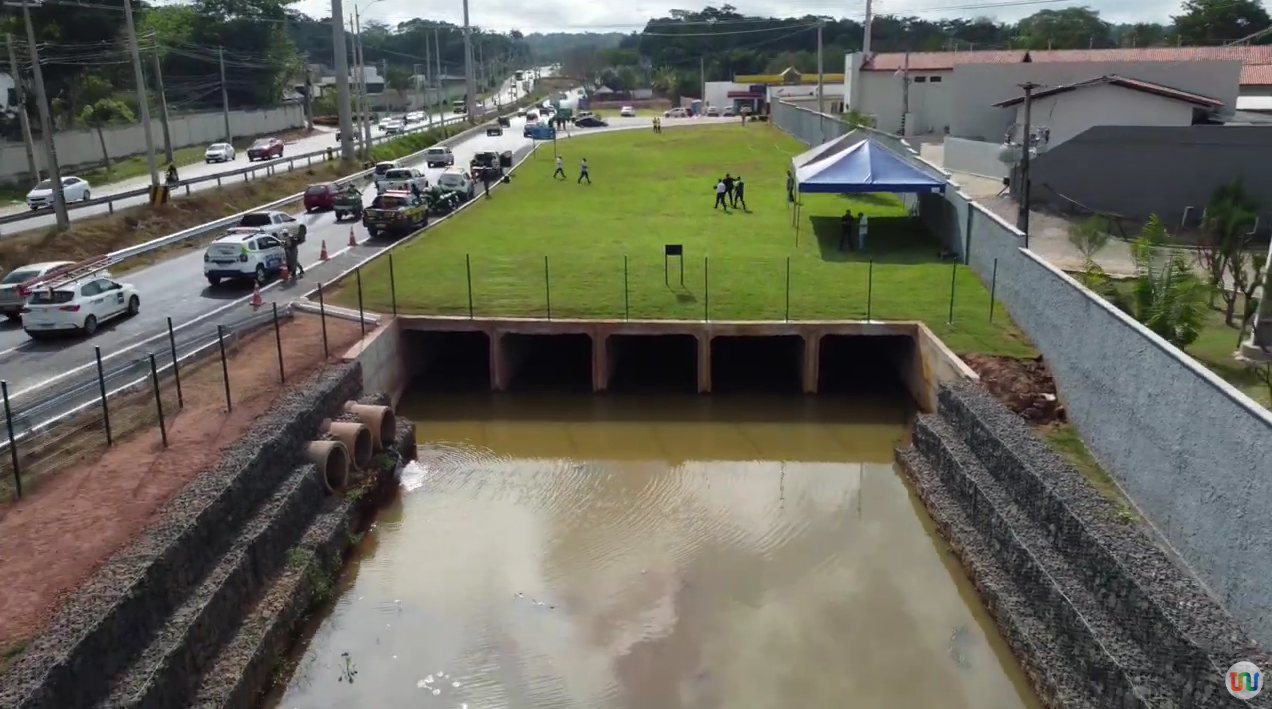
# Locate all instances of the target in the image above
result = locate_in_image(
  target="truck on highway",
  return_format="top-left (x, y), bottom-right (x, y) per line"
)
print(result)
top-left (376, 167), bottom-right (428, 194)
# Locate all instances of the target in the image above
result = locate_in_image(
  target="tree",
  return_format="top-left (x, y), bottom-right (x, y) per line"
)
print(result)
top-left (78, 98), bottom-right (135, 175)
top-left (1124, 215), bottom-right (1209, 349)
top-left (1067, 215), bottom-right (1111, 288)
top-left (1173, 0), bottom-right (1271, 44)
top-left (384, 65), bottom-right (413, 95)
top-left (1014, 7), bottom-right (1113, 49)
top-left (1200, 179), bottom-right (1259, 325)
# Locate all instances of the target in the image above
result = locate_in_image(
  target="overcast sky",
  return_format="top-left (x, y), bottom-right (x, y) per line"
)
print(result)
top-left (291, 0), bottom-right (1182, 34)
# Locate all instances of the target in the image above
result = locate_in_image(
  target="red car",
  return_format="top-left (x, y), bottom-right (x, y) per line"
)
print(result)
top-left (247, 137), bottom-right (284, 161)
top-left (303, 182), bottom-right (339, 211)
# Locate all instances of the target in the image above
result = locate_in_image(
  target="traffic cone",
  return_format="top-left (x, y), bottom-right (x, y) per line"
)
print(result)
top-left (320, 240), bottom-right (329, 261)
top-left (250, 283), bottom-right (263, 308)
top-left (348, 227), bottom-right (357, 247)
top-left (279, 260), bottom-right (290, 282)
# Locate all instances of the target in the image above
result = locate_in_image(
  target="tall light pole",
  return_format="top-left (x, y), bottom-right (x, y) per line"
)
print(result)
top-left (1015, 81), bottom-right (1039, 247)
top-left (462, 0), bottom-right (476, 119)
top-left (353, 9), bottom-right (372, 153)
top-left (330, 0), bottom-right (355, 160)
top-left (15, 0), bottom-right (68, 228)
top-left (122, 0), bottom-right (159, 189)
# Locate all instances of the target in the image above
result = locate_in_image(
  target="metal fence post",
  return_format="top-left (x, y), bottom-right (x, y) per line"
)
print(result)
top-left (947, 262), bottom-right (958, 324)
top-left (703, 256), bottom-right (710, 322)
top-left (989, 258), bottom-right (999, 323)
top-left (356, 267), bottom-right (366, 337)
top-left (217, 325), bottom-right (232, 413)
top-left (544, 255), bottom-right (552, 320)
top-left (272, 302), bottom-right (285, 383)
top-left (317, 282), bottom-right (329, 358)
top-left (784, 257), bottom-right (791, 322)
top-left (166, 317), bottom-right (183, 408)
top-left (466, 254), bottom-right (475, 319)
top-left (623, 255), bottom-right (630, 321)
top-left (867, 260), bottom-right (874, 320)
top-left (94, 347), bottom-right (112, 446)
top-left (388, 252), bottom-right (398, 316)
top-left (2, 380), bottom-right (21, 499)
top-left (149, 353), bottom-right (168, 448)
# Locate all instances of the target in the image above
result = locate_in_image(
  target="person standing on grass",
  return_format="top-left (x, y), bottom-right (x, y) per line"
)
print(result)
top-left (733, 176), bottom-right (747, 211)
top-left (553, 154), bottom-right (566, 180)
top-left (786, 170), bottom-right (796, 203)
top-left (841, 210), bottom-right (855, 251)
top-left (578, 158), bottom-right (591, 184)
top-left (858, 212), bottom-right (869, 250)
top-left (714, 179), bottom-right (728, 210)
top-left (723, 174), bottom-right (735, 204)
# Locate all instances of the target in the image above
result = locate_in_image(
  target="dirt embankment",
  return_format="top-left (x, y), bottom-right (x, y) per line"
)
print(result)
top-left (962, 353), bottom-right (1064, 425)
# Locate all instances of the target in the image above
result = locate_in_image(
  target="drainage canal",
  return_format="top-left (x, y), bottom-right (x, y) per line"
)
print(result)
top-left (710, 335), bottom-right (804, 393)
top-left (819, 334), bottom-right (913, 396)
top-left (606, 334), bottom-right (698, 393)
top-left (268, 342), bottom-right (1041, 709)
top-left (502, 333), bottom-right (594, 392)
top-left (405, 331), bottom-right (491, 391)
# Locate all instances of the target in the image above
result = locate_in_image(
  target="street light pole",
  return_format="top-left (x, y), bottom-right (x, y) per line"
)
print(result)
top-left (462, 0), bottom-right (476, 120)
top-left (1015, 81), bottom-right (1039, 247)
top-left (122, 0), bottom-right (160, 189)
top-left (330, 0), bottom-right (355, 160)
top-left (18, 0), bottom-right (67, 228)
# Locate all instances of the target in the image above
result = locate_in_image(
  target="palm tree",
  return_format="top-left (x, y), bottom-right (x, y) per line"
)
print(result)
top-left (1125, 215), bottom-right (1209, 349)
top-left (1067, 215), bottom-right (1111, 287)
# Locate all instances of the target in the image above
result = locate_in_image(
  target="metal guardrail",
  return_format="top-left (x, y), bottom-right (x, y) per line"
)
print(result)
top-left (0, 100), bottom-right (525, 233)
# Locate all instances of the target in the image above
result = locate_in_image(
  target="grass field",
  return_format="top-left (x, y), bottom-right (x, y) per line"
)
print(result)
top-left (331, 123), bottom-right (1034, 357)
top-left (1185, 296), bottom-right (1272, 407)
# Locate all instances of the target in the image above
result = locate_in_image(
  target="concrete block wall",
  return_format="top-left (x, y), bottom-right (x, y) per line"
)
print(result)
top-left (772, 100), bottom-right (1272, 647)
top-left (3, 104), bottom-right (307, 183)
top-left (943, 136), bottom-right (1008, 179)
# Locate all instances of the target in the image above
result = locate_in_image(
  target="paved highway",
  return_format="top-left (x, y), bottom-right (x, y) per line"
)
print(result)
top-left (0, 77), bottom-right (536, 235)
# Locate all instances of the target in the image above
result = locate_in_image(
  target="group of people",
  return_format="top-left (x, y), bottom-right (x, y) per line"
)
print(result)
top-left (552, 155), bottom-right (591, 184)
top-left (713, 173), bottom-right (747, 212)
top-left (652, 116), bottom-right (663, 133)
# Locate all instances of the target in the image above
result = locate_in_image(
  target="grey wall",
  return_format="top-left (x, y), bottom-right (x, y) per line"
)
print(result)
top-left (772, 102), bottom-right (1272, 647)
top-left (944, 136), bottom-right (1008, 179)
top-left (1030, 124), bottom-right (1272, 226)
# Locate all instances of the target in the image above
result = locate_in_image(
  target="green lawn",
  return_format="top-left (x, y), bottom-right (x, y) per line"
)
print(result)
top-left (1186, 297), bottom-right (1272, 408)
top-left (331, 123), bottom-right (1034, 357)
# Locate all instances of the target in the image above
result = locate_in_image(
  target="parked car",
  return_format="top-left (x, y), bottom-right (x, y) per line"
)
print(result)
top-left (21, 274), bottom-right (139, 338)
top-left (246, 137), bottom-right (285, 161)
top-left (227, 210), bottom-right (306, 244)
top-left (0, 261), bottom-right (74, 321)
top-left (436, 168), bottom-right (476, 201)
top-left (524, 123), bottom-right (556, 140)
top-left (376, 167), bottom-right (429, 194)
top-left (303, 182), bottom-right (341, 211)
top-left (723, 106), bottom-right (736, 117)
top-left (361, 190), bottom-right (429, 239)
top-left (706, 106), bottom-right (720, 117)
top-left (26, 176), bottom-right (90, 209)
top-left (574, 115), bottom-right (609, 128)
top-left (664, 107), bottom-right (688, 118)
top-left (204, 142), bottom-right (236, 163)
top-left (423, 147), bottom-right (454, 168)
top-left (203, 231), bottom-right (286, 286)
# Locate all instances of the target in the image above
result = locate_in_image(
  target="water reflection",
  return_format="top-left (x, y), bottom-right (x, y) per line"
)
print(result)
top-left (268, 394), bottom-right (1038, 709)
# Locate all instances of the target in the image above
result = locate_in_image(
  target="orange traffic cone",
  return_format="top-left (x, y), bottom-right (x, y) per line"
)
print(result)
top-left (250, 283), bottom-right (263, 308)
top-left (320, 239), bottom-right (329, 261)
top-left (279, 260), bottom-right (290, 281)
top-left (348, 227), bottom-right (357, 247)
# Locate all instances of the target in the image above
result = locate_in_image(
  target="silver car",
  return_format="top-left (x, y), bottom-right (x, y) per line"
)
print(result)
top-left (204, 143), bottom-right (236, 163)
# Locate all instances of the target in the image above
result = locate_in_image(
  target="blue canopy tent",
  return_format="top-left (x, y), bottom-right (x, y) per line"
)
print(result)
top-left (790, 136), bottom-right (946, 243)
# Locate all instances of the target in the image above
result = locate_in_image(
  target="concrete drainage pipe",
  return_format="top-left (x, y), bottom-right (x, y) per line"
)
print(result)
top-left (304, 440), bottom-right (350, 493)
top-left (322, 419), bottom-right (373, 470)
top-left (344, 403), bottom-right (397, 451)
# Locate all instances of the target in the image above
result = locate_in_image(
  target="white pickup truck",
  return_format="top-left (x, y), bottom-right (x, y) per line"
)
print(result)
top-left (376, 167), bottom-right (429, 194)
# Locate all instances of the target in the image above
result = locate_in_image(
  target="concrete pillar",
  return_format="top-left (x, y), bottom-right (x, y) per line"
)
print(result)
top-left (593, 333), bottom-right (609, 393)
top-left (697, 334), bottom-right (712, 394)
top-left (803, 333), bottom-right (820, 394)
top-left (489, 330), bottom-right (505, 391)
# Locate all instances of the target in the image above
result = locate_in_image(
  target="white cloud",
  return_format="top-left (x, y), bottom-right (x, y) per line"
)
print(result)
top-left (293, 0), bottom-right (1183, 35)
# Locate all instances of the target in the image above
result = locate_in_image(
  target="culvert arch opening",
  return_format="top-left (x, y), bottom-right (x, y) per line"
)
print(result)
top-left (501, 333), bottom-right (593, 392)
top-left (710, 335), bottom-right (805, 394)
top-left (606, 334), bottom-right (698, 393)
top-left (817, 334), bottom-right (913, 397)
top-left (405, 330), bottom-right (492, 392)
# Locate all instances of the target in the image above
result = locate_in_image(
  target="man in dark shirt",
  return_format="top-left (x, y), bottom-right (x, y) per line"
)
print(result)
top-left (841, 210), bottom-right (855, 251)
top-left (786, 171), bottom-right (796, 203)
top-left (723, 174), bottom-right (735, 204)
top-left (732, 176), bottom-right (747, 210)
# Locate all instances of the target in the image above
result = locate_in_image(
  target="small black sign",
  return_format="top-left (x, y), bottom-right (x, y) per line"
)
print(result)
top-left (665, 244), bottom-right (683, 257)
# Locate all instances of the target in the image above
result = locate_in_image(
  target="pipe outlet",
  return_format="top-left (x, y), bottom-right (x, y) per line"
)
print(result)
top-left (321, 419), bottom-right (373, 470)
top-left (303, 440), bottom-right (349, 493)
top-left (343, 402), bottom-right (397, 451)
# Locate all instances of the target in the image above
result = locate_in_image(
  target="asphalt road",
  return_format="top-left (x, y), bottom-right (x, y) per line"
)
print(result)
top-left (0, 77), bottom-right (536, 235)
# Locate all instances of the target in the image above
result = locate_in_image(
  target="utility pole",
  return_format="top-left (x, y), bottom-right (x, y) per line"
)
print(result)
top-left (302, 57), bottom-right (314, 130)
top-left (19, 0), bottom-right (67, 228)
top-left (816, 20), bottom-right (825, 136)
top-left (354, 9), bottom-right (372, 152)
top-left (900, 49), bottom-right (911, 136)
top-left (218, 46), bottom-right (232, 142)
top-left (700, 56), bottom-right (705, 111)
top-left (150, 39), bottom-right (174, 164)
top-left (6, 33), bottom-right (38, 183)
top-left (434, 27), bottom-right (444, 130)
top-left (122, 0), bottom-right (159, 189)
top-left (422, 30), bottom-right (431, 122)
top-left (462, 0), bottom-right (477, 120)
top-left (330, 0), bottom-right (354, 160)
top-left (1016, 81), bottom-right (1039, 245)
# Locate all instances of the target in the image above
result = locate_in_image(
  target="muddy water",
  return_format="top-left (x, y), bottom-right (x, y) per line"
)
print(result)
top-left (268, 394), bottom-right (1039, 709)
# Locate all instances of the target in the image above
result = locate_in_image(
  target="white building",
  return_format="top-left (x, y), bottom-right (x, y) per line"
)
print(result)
top-left (704, 78), bottom-right (844, 114)
top-left (843, 46), bottom-right (1272, 140)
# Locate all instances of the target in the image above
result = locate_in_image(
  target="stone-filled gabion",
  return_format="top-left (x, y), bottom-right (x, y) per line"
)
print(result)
top-left (0, 363), bottom-right (363, 709)
top-left (901, 381), bottom-right (1272, 709)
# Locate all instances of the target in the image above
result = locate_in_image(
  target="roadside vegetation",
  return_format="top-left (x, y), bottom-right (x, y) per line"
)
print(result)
top-left (1069, 180), bottom-right (1271, 408)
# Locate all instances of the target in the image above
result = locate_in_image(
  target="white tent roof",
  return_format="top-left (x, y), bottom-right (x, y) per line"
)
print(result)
top-left (790, 130), bottom-right (866, 171)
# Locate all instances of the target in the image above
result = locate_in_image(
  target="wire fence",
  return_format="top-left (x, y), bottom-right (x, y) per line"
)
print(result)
top-left (336, 251), bottom-right (1008, 325)
top-left (0, 302), bottom-right (329, 501)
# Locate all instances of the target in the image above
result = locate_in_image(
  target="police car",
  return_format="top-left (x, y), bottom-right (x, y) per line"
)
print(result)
top-left (21, 272), bottom-right (139, 339)
top-left (203, 231), bottom-right (287, 287)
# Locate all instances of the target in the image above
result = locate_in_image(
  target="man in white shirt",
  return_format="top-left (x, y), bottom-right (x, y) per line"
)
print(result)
top-left (714, 179), bottom-right (728, 210)
top-left (578, 158), bottom-right (591, 184)
top-left (553, 155), bottom-right (566, 180)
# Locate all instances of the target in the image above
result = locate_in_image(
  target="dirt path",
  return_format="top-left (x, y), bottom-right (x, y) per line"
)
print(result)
top-left (0, 313), bottom-right (364, 651)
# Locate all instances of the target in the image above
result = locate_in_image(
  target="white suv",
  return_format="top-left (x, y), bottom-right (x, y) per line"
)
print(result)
top-left (22, 275), bottom-right (139, 339)
top-left (203, 232), bottom-right (286, 287)
top-left (620, 106), bottom-right (636, 117)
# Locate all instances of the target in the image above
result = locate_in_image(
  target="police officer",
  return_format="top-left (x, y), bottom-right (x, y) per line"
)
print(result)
top-left (284, 231), bottom-right (304, 280)
top-left (165, 162), bottom-right (179, 186)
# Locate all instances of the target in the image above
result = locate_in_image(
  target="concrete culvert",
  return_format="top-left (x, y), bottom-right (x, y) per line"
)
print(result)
top-left (322, 419), bottom-right (373, 470)
top-left (343, 402), bottom-right (397, 451)
top-left (303, 440), bottom-right (349, 493)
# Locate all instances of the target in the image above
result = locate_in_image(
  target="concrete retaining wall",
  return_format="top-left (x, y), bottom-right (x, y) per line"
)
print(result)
top-left (0, 363), bottom-right (362, 709)
top-left (343, 319), bottom-right (412, 407)
top-left (943, 136), bottom-right (1008, 179)
top-left (6, 105), bottom-right (307, 182)
top-left (899, 382), bottom-right (1271, 709)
